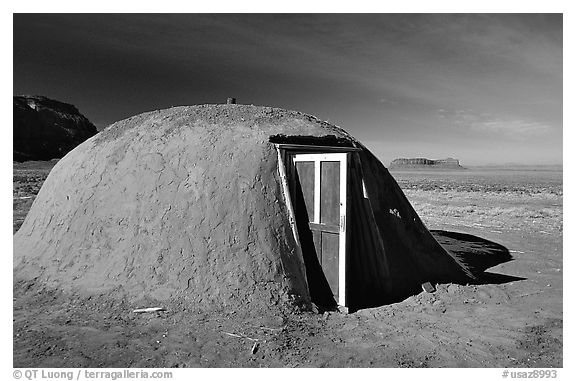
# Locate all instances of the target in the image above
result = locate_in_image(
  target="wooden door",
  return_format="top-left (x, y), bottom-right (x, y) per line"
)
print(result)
top-left (291, 153), bottom-right (348, 306)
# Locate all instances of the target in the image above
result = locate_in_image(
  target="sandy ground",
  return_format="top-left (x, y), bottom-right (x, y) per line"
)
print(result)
top-left (13, 163), bottom-right (562, 368)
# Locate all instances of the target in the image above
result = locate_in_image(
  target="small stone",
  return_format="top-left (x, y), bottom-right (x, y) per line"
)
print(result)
top-left (421, 282), bottom-right (436, 293)
top-left (310, 303), bottom-right (319, 314)
top-left (337, 305), bottom-right (349, 314)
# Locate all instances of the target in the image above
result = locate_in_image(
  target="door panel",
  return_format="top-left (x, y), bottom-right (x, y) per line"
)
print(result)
top-left (294, 161), bottom-right (315, 220)
top-left (312, 230), bottom-right (322, 264)
top-left (321, 232), bottom-right (340, 297)
top-left (320, 161), bottom-right (340, 225)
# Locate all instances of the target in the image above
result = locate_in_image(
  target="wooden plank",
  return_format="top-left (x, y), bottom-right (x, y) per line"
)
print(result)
top-left (314, 159), bottom-right (320, 223)
top-left (274, 147), bottom-right (308, 291)
top-left (275, 144), bottom-right (361, 152)
top-left (338, 154), bottom-right (348, 306)
top-left (309, 222), bottom-right (339, 234)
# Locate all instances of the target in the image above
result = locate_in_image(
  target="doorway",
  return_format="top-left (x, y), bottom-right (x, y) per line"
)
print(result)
top-left (288, 152), bottom-right (348, 307)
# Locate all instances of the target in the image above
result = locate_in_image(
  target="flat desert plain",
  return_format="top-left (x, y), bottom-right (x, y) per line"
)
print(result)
top-left (13, 162), bottom-right (562, 368)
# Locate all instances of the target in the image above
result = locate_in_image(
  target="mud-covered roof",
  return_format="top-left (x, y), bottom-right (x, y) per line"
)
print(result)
top-left (94, 104), bottom-right (359, 148)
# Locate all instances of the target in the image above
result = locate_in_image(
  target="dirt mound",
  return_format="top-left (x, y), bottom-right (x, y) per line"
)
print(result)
top-left (14, 104), bottom-right (472, 314)
top-left (13, 95), bottom-right (97, 162)
top-left (13, 105), bottom-right (357, 313)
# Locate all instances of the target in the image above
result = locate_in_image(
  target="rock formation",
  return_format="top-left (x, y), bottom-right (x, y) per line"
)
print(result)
top-left (389, 157), bottom-right (465, 170)
top-left (13, 95), bottom-right (98, 162)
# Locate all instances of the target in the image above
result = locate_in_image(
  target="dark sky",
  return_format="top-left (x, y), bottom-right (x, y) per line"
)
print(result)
top-left (13, 13), bottom-right (562, 165)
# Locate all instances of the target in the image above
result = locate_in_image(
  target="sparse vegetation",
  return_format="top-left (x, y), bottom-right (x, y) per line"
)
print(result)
top-left (392, 169), bottom-right (563, 236)
top-left (13, 162), bottom-right (53, 232)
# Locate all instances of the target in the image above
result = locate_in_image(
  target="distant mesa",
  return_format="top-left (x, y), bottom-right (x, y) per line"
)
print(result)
top-left (389, 157), bottom-right (465, 170)
top-left (13, 95), bottom-right (98, 162)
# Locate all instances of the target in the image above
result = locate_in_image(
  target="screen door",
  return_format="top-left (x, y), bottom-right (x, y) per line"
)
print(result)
top-left (291, 153), bottom-right (348, 306)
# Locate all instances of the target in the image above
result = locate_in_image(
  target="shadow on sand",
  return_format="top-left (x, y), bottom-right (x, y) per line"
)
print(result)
top-left (347, 230), bottom-right (526, 311)
top-left (431, 229), bottom-right (526, 285)
top-left (323, 230), bottom-right (526, 312)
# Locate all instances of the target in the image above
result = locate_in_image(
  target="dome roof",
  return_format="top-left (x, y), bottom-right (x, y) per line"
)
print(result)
top-left (14, 104), bottom-right (472, 312)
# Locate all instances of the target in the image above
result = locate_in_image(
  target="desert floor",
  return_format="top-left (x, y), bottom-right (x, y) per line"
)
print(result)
top-left (13, 162), bottom-right (562, 368)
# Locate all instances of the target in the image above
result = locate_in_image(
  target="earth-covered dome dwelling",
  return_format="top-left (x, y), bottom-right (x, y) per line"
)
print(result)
top-left (13, 104), bottom-right (474, 313)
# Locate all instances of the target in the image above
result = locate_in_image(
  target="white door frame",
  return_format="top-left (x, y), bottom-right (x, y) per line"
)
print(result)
top-left (292, 153), bottom-right (348, 306)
